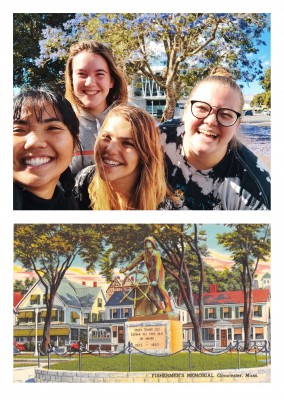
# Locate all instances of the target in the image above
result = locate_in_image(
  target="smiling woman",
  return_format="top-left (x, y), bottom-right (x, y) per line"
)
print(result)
top-left (13, 86), bottom-right (81, 210)
top-left (160, 66), bottom-right (271, 210)
top-left (73, 105), bottom-right (183, 210)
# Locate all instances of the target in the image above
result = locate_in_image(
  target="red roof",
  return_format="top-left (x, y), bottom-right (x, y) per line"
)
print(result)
top-left (14, 292), bottom-right (23, 307)
top-left (194, 288), bottom-right (270, 306)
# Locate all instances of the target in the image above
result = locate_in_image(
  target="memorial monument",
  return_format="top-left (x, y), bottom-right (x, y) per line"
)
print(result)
top-left (120, 237), bottom-right (182, 354)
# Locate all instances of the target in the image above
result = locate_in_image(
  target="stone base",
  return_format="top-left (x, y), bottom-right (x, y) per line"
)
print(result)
top-left (125, 317), bottom-right (183, 355)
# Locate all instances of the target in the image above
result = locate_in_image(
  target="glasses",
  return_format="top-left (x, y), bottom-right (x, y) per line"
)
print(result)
top-left (190, 100), bottom-right (241, 127)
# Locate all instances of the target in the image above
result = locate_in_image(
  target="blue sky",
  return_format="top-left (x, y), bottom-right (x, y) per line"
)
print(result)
top-left (238, 29), bottom-right (271, 95)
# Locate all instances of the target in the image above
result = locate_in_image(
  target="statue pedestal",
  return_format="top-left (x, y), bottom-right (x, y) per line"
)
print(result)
top-left (125, 313), bottom-right (183, 355)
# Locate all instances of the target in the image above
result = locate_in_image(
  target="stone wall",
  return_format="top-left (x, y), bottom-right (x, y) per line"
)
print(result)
top-left (35, 366), bottom-right (270, 383)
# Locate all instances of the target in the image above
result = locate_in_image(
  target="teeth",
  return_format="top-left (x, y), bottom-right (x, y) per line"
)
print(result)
top-left (104, 159), bottom-right (121, 166)
top-left (84, 90), bottom-right (98, 95)
top-left (199, 130), bottom-right (218, 138)
top-left (24, 157), bottom-right (51, 166)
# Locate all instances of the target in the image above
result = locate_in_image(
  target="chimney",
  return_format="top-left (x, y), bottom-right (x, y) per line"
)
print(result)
top-left (93, 281), bottom-right (97, 287)
top-left (82, 281), bottom-right (86, 286)
top-left (209, 284), bottom-right (217, 293)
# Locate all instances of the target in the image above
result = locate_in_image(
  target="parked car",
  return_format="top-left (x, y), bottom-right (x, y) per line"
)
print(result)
top-left (262, 109), bottom-right (271, 115)
top-left (13, 345), bottom-right (20, 355)
top-left (14, 342), bottom-right (25, 351)
top-left (244, 110), bottom-right (253, 116)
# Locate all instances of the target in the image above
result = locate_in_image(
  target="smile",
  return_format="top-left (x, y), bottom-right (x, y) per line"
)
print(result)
top-left (83, 90), bottom-right (99, 95)
top-left (22, 157), bottom-right (53, 167)
top-left (198, 129), bottom-right (219, 139)
top-left (103, 158), bottom-right (123, 167)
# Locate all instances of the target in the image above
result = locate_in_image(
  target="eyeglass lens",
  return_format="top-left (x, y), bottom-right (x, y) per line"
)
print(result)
top-left (191, 101), bottom-right (239, 126)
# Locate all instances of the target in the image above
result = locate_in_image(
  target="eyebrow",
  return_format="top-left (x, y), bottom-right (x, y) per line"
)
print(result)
top-left (102, 132), bottom-right (134, 141)
top-left (13, 118), bottom-right (62, 124)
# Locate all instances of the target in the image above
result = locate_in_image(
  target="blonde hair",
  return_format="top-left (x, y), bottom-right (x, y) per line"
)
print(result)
top-left (88, 105), bottom-right (172, 210)
top-left (65, 40), bottom-right (128, 114)
top-left (188, 65), bottom-right (244, 112)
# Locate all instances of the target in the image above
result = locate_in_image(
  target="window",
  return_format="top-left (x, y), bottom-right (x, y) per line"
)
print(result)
top-left (92, 313), bottom-right (98, 322)
top-left (30, 294), bottom-right (40, 305)
top-left (84, 313), bottom-right (90, 324)
top-left (59, 310), bottom-right (64, 322)
top-left (255, 327), bottom-right (264, 339)
top-left (228, 328), bottom-right (232, 340)
top-left (202, 328), bottom-right (215, 341)
top-left (97, 298), bottom-right (103, 308)
top-left (205, 307), bottom-right (216, 319)
top-left (220, 307), bottom-right (232, 319)
top-left (112, 326), bottom-right (117, 338)
top-left (216, 329), bottom-right (220, 340)
top-left (124, 308), bottom-right (132, 318)
top-left (234, 328), bottom-right (242, 341)
top-left (253, 305), bottom-right (262, 317)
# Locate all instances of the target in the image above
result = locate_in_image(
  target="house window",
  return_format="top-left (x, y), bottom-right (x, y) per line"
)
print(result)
top-left (223, 307), bottom-right (232, 318)
top-left (124, 308), bottom-right (132, 318)
top-left (253, 305), bottom-right (262, 317)
top-left (92, 313), bottom-right (98, 322)
top-left (71, 311), bottom-right (80, 322)
top-left (112, 326), bottom-right (117, 338)
top-left (84, 313), bottom-right (90, 324)
top-left (255, 327), bottom-right (264, 339)
top-left (228, 328), bottom-right (232, 340)
top-left (234, 328), bottom-right (242, 341)
top-left (202, 328), bottom-right (215, 341)
top-left (216, 329), bottom-right (220, 340)
top-left (59, 310), bottom-right (64, 322)
top-left (30, 294), bottom-right (40, 305)
top-left (205, 307), bottom-right (216, 319)
top-left (112, 309), bottom-right (118, 319)
top-left (97, 298), bottom-right (103, 308)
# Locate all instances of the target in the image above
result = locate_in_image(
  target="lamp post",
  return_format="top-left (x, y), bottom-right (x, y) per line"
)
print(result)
top-left (34, 306), bottom-right (39, 356)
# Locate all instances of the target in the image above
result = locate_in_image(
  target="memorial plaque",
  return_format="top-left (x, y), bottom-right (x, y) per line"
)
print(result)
top-left (128, 324), bottom-right (167, 350)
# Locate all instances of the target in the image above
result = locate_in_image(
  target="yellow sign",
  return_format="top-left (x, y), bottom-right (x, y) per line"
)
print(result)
top-left (128, 324), bottom-right (166, 350)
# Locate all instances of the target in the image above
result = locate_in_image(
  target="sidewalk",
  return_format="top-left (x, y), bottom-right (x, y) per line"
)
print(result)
top-left (13, 366), bottom-right (36, 383)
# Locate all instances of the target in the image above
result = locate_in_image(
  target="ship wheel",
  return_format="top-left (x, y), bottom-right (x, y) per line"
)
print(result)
top-left (120, 269), bottom-right (151, 309)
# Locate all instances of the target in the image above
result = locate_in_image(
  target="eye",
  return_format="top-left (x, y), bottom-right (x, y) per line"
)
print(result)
top-left (46, 124), bottom-right (64, 132)
top-left (13, 125), bottom-right (26, 135)
top-left (219, 110), bottom-right (234, 119)
top-left (100, 134), bottom-right (111, 142)
top-left (123, 140), bottom-right (135, 147)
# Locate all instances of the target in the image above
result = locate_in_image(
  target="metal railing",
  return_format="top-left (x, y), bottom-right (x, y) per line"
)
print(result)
top-left (36, 339), bottom-right (270, 372)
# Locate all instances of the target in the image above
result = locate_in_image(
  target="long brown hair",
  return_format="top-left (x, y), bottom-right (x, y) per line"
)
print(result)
top-left (88, 105), bottom-right (173, 210)
top-left (65, 40), bottom-right (128, 114)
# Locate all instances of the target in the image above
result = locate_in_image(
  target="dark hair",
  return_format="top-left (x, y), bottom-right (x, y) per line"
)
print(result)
top-left (13, 85), bottom-right (82, 194)
top-left (13, 85), bottom-right (81, 147)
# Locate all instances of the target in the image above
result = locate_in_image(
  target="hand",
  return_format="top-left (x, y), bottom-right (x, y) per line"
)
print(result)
top-left (151, 280), bottom-right (157, 286)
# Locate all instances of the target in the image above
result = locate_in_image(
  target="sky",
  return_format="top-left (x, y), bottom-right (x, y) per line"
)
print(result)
top-left (238, 29), bottom-right (271, 95)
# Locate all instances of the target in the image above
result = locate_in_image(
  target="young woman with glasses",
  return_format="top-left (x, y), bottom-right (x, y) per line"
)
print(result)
top-left (160, 66), bottom-right (271, 210)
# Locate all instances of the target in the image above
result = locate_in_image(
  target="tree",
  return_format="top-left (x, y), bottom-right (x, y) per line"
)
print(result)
top-left (13, 13), bottom-right (75, 89)
top-left (251, 66), bottom-right (271, 109)
top-left (14, 277), bottom-right (36, 295)
top-left (217, 224), bottom-right (270, 349)
top-left (14, 224), bottom-right (105, 352)
top-left (17, 13), bottom-right (269, 121)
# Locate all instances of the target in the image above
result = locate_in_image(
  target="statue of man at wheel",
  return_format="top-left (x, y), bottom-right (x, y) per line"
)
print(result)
top-left (120, 237), bottom-right (173, 314)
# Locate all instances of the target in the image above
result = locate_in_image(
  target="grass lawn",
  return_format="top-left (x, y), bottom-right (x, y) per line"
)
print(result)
top-left (48, 352), bottom-right (269, 372)
top-left (14, 363), bottom-right (38, 368)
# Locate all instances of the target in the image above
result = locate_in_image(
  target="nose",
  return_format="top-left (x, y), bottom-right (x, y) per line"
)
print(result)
top-left (24, 131), bottom-right (47, 150)
top-left (85, 75), bottom-right (95, 86)
top-left (203, 108), bottom-right (218, 125)
top-left (105, 139), bottom-right (120, 153)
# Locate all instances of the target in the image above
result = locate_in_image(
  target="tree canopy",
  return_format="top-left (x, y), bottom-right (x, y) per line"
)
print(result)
top-left (14, 13), bottom-right (270, 120)
top-left (251, 66), bottom-right (271, 108)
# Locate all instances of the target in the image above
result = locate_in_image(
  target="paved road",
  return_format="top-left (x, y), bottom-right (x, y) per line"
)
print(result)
top-left (13, 366), bottom-right (36, 383)
top-left (241, 114), bottom-right (270, 126)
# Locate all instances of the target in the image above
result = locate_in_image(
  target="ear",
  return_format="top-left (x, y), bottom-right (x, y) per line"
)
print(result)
top-left (109, 78), bottom-right (114, 89)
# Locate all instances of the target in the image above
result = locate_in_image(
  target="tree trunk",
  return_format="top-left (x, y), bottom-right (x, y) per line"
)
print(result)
top-left (161, 82), bottom-right (178, 122)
